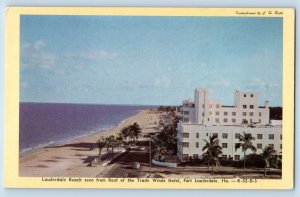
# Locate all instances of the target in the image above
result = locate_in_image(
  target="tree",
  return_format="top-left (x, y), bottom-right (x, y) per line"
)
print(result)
top-left (260, 145), bottom-right (276, 176)
top-left (96, 137), bottom-right (107, 163)
top-left (152, 137), bottom-right (167, 161)
top-left (202, 135), bottom-right (222, 174)
top-left (156, 124), bottom-right (177, 153)
top-left (120, 123), bottom-right (142, 144)
top-left (158, 119), bottom-right (166, 129)
top-left (130, 122), bottom-right (142, 141)
top-left (235, 132), bottom-right (257, 169)
top-left (105, 135), bottom-right (118, 155)
top-left (121, 126), bottom-right (130, 141)
top-left (116, 133), bottom-right (124, 151)
top-left (209, 146), bottom-right (223, 175)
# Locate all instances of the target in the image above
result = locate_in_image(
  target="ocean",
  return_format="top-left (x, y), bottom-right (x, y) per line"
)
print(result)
top-left (19, 103), bottom-right (154, 154)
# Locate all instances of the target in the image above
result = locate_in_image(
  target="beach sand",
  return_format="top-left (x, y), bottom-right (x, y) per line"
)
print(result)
top-left (19, 110), bottom-right (161, 177)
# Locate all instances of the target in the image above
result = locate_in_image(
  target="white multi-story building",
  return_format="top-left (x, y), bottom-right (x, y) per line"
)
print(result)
top-left (177, 88), bottom-right (282, 162)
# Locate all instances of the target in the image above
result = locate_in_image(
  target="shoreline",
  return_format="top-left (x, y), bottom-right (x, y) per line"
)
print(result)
top-left (19, 109), bottom-right (161, 177)
top-left (19, 109), bottom-right (150, 158)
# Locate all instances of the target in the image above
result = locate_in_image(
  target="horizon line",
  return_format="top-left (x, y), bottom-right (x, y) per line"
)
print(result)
top-left (19, 101), bottom-right (168, 107)
top-left (19, 101), bottom-right (283, 108)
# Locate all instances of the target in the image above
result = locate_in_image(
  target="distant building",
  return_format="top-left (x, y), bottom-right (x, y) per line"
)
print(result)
top-left (177, 88), bottom-right (282, 162)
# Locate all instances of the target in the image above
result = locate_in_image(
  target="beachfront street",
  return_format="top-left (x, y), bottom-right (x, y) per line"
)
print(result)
top-left (97, 149), bottom-right (150, 178)
top-left (96, 145), bottom-right (282, 179)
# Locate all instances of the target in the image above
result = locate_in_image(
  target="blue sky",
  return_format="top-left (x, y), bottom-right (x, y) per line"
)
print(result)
top-left (20, 16), bottom-right (282, 106)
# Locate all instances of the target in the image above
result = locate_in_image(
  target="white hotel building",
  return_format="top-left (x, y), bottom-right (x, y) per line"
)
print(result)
top-left (177, 88), bottom-right (282, 162)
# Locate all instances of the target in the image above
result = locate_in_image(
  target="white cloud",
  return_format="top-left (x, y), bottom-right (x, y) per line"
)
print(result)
top-left (154, 75), bottom-right (171, 88)
top-left (65, 50), bottom-right (118, 63)
top-left (33, 40), bottom-right (46, 50)
top-left (199, 62), bottom-right (213, 69)
top-left (81, 50), bottom-right (118, 61)
top-left (248, 78), bottom-right (279, 89)
top-left (199, 62), bottom-right (208, 68)
top-left (21, 40), bottom-right (58, 70)
top-left (212, 78), bottom-right (231, 87)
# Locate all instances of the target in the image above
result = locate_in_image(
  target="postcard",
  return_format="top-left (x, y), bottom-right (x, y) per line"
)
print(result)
top-left (4, 7), bottom-right (295, 189)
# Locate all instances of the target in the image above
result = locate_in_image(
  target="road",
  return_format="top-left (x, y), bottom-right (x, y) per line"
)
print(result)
top-left (97, 148), bottom-right (150, 178)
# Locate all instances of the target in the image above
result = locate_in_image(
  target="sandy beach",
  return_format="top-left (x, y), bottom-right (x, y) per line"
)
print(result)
top-left (19, 109), bottom-right (161, 177)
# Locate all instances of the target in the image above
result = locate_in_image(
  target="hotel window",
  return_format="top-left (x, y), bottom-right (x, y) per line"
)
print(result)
top-left (224, 118), bottom-right (228, 122)
top-left (206, 133), bottom-right (209, 136)
top-left (202, 104), bottom-right (205, 108)
top-left (259, 119), bottom-right (261, 123)
top-left (209, 104), bottom-right (212, 108)
top-left (280, 134), bottom-right (282, 140)
top-left (182, 154), bottom-right (189, 161)
top-left (222, 143), bottom-right (227, 148)
top-left (234, 155), bottom-right (240, 160)
top-left (183, 118), bottom-right (189, 122)
top-left (182, 142), bottom-right (189, 148)
top-left (259, 112), bottom-right (262, 116)
top-left (212, 133), bottom-right (218, 138)
top-left (209, 111), bottom-right (212, 115)
top-left (215, 118), bottom-right (219, 123)
top-left (243, 112), bottom-right (247, 116)
top-left (269, 144), bottom-right (274, 149)
top-left (257, 134), bottom-right (263, 139)
top-left (215, 111), bottom-right (219, 115)
top-left (242, 119), bottom-right (247, 124)
top-left (244, 94), bottom-right (246, 97)
top-left (257, 143), bottom-right (262, 149)
top-left (269, 134), bottom-right (274, 140)
top-left (250, 105), bottom-right (254, 109)
top-left (232, 112), bottom-right (236, 116)
top-left (250, 112), bottom-right (254, 116)
top-left (243, 105), bottom-right (247, 109)
top-left (232, 118), bottom-right (236, 123)
top-left (251, 94), bottom-right (253, 97)
top-left (222, 133), bottom-right (228, 139)
top-left (250, 119), bottom-right (252, 123)
top-left (216, 104), bottom-right (220, 108)
top-left (196, 142), bottom-right (199, 148)
top-left (183, 133), bottom-right (189, 138)
top-left (196, 133), bottom-right (199, 138)
top-left (202, 112), bottom-right (204, 116)
top-left (224, 112), bottom-right (228, 116)
top-left (235, 133), bottom-right (240, 139)
top-left (193, 154), bottom-right (198, 159)
top-left (280, 144), bottom-right (282, 149)
top-left (184, 111), bottom-right (189, 115)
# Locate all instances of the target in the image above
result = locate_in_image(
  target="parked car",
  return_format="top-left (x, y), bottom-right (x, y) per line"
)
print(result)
top-left (129, 145), bottom-right (139, 150)
top-left (132, 162), bottom-right (140, 169)
top-left (138, 147), bottom-right (146, 151)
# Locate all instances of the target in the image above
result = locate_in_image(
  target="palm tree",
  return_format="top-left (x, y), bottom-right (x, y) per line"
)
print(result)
top-left (202, 135), bottom-right (222, 173)
top-left (260, 145), bottom-right (276, 176)
top-left (208, 146), bottom-right (223, 175)
top-left (105, 135), bottom-right (117, 155)
top-left (116, 133), bottom-right (124, 151)
top-left (96, 137), bottom-right (106, 163)
top-left (131, 122), bottom-right (142, 141)
top-left (235, 132), bottom-right (257, 169)
top-left (121, 126), bottom-right (130, 141)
